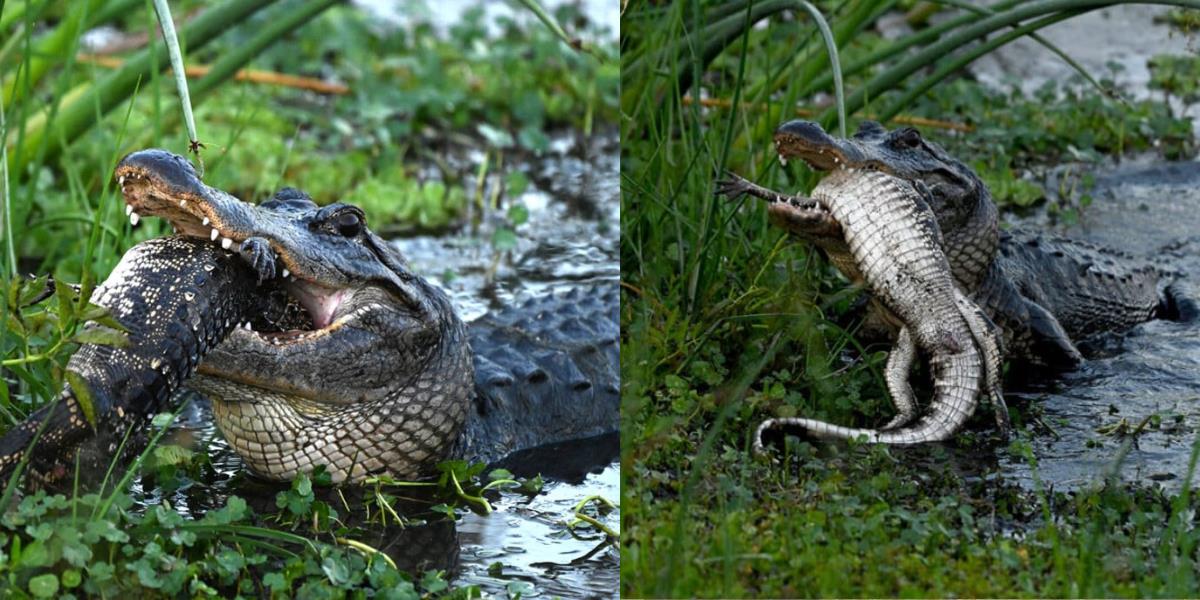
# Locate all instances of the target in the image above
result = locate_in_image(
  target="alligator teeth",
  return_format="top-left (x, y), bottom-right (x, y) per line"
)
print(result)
top-left (221, 237), bottom-right (233, 250)
top-left (179, 200), bottom-right (187, 208)
top-left (125, 204), bottom-right (134, 216)
top-left (118, 175), bottom-right (126, 185)
top-left (243, 322), bottom-right (253, 330)
top-left (129, 212), bottom-right (140, 226)
top-left (202, 217), bottom-right (210, 226)
top-left (210, 228), bottom-right (220, 241)
top-left (282, 268), bottom-right (290, 279)
top-left (779, 156), bottom-right (788, 167)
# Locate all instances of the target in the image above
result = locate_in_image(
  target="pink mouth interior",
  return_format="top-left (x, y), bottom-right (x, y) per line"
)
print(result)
top-left (286, 280), bottom-right (347, 329)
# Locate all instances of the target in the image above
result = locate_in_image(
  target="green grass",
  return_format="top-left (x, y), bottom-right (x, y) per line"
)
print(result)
top-left (0, 0), bottom-right (617, 596)
top-left (620, 1), bottom-right (1200, 596)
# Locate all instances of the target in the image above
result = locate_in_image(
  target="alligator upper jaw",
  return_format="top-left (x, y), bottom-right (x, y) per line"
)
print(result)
top-left (114, 149), bottom-right (360, 346)
top-left (773, 119), bottom-right (868, 171)
top-left (116, 150), bottom-right (252, 252)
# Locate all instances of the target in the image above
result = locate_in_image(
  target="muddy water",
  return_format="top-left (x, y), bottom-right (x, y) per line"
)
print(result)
top-left (146, 130), bottom-right (620, 597)
top-left (997, 159), bottom-right (1200, 492)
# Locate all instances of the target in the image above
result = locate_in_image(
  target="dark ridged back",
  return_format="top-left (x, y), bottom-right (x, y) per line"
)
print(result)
top-left (998, 229), bottom-right (1166, 338)
top-left (452, 284), bottom-right (619, 464)
top-left (0, 238), bottom-right (265, 484)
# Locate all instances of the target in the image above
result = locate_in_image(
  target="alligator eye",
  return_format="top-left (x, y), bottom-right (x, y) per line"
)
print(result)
top-left (895, 128), bottom-right (922, 148)
top-left (335, 212), bottom-right (362, 237)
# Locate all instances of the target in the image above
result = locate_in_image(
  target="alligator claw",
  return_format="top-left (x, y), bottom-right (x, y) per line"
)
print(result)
top-left (238, 237), bottom-right (277, 284)
top-left (714, 171), bottom-right (754, 199)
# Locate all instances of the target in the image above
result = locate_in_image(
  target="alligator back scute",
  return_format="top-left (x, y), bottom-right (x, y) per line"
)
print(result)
top-left (451, 284), bottom-right (619, 465)
top-left (998, 229), bottom-right (1165, 340)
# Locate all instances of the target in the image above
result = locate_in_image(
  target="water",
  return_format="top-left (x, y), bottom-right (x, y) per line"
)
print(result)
top-left (149, 128), bottom-right (620, 596)
top-left (996, 158), bottom-right (1200, 492)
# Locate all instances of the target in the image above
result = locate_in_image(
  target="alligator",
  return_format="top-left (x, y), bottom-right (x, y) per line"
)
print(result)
top-left (751, 167), bottom-right (1007, 447)
top-left (719, 119), bottom-right (1190, 371)
top-left (0, 237), bottom-right (276, 483)
top-left (0, 149), bottom-right (618, 485)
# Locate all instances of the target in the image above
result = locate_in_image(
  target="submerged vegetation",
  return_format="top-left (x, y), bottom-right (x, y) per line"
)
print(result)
top-left (621, 1), bottom-right (1200, 596)
top-left (1, 0), bottom-right (618, 596)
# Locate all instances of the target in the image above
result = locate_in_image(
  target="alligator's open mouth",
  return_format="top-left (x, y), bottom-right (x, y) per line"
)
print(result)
top-left (115, 154), bottom-right (360, 347)
top-left (773, 120), bottom-right (870, 172)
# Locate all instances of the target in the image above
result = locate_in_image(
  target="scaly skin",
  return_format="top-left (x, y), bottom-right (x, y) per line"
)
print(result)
top-left (752, 168), bottom-right (1006, 448)
top-left (721, 119), bottom-right (1183, 369)
top-left (114, 149), bottom-right (616, 483)
top-left (0, 238), bottom-right (274, 483)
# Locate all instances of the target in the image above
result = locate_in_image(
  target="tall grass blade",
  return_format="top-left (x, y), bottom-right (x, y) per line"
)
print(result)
top-left (151, 0), bottom-right (201, 159)
top-left (929, 0), bottom-right (1117, 102)
top-left (0, 91), bottom-right (11, 275)
top-left (792, 1), bottom-right (845, 137)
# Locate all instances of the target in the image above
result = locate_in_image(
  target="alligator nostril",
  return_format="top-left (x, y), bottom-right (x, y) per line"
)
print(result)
top-left (527, 370), bottom-right (548, 384)
top-left (572, 380), bottom-right (592, 392)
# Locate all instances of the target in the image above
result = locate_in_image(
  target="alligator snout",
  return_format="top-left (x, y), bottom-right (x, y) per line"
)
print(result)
top-left (773, 119), bottom-right (863, 170)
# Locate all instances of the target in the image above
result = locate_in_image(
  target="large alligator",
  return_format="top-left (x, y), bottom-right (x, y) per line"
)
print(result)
top-left (720, 120), bottom-right (1190, 369)
top-left (751, 167), bottom-right (1006, 447)
top-left (0, 149), bottom-right (617, 485)
top-left (720, 119), bottom-right (1192, 443)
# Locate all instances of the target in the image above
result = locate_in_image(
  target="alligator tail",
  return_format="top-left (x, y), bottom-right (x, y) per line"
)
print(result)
top-left (753, 336), bottom-right (984, 452)
top-left (0, 238), bottom-right (265, 485)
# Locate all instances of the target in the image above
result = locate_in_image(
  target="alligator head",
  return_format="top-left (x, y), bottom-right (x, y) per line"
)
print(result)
top-left (115, 149), bottom-right (472, 482)
top-left (773, 120), bottom-right (998, 289)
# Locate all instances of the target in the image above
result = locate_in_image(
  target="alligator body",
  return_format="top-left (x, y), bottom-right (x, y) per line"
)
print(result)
top-left (752, 167), bottom-right (1006, 447)
top-left (721, 120), bottom-right (1185, 371)
top-left (453, 285), bottom-right (619, 465)
top-left (0, 238), bottom-right (274, 482)
top-left (0, 150), bottom-right (617, 485)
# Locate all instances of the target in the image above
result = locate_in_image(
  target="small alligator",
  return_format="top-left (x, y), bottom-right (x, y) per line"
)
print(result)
top-left (721, 120), bottom-right (1189, 369)
top-left (752, 167), bottom-right (1007, 447)
top-left (721, 119), bottom-right (1191, 444)
top-left (0, 149), bottom-right (617, 484)
top-left (0, 238), bottom-right (274, 483)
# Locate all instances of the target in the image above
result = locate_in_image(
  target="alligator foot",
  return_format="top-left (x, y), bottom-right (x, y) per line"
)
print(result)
top-left (238, 237), bottom-right (277, 284)
top-left (954, 288), bottom-right (1010, 437)
top-left (715, 171), bottom-right (842, 240)
top-left (881, 327), bottom-right (917, 430)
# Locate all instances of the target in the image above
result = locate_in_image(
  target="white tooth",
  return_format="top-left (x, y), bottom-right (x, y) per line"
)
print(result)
top-left (282, 269), bottom-right (290, 279)
top-left (780, 156), bottom-right (788, 167)
top-left (179, 200), bottom-right (187, 208)
top-left (202, 217), bottom-right (210, 226)
top-left (130, 212), bottom-right (140, 226)
top-left (243, 322), bottom-right (252, 330)
top-left (211, 228), bottom-right (220, 241)
top-left (125, 204), bottom-right (133, 216)
top-left (118, 175), bottom-right (126, 185)
top-left (221, 237), bottom-right (233, 250)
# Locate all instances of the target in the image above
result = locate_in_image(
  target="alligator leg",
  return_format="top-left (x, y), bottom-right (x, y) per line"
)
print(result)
top-left (954, 288), bottom-right (1010, 436)
top-left (975, 270), bottom-right (1082, 368)
top-left (881, 327), bottom-right (917, 430)
top-left (1161, 281), bottom-right (1200, 322)
top-left (715, 172), bottom-right (842, 240)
